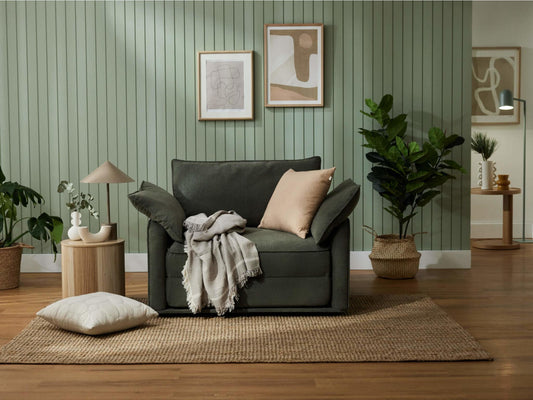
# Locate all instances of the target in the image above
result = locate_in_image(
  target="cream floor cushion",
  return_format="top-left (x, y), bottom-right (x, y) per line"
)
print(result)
top-left (37, 292), bottom-right (158, 335)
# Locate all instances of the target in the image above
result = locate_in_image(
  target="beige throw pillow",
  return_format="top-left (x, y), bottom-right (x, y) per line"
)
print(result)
top-left (37, 292), bottom-right (158, 335)
top-left (259, 167), bottom-right (336, 238)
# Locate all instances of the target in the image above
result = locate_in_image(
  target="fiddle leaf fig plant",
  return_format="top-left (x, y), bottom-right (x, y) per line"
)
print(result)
top-left (359, 94), bottom-right (466, 238)
top-left (0, 167), bottom-right (63, 254)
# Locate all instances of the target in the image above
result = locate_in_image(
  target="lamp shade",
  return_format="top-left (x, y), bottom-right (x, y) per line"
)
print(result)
top-left (81, 161), bottom-right (134, 184)
top-left (499, 89), bottom-right (515, 111)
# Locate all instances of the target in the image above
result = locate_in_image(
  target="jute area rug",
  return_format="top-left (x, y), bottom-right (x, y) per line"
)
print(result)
top-left (0, 295), bottom-right (491, 364)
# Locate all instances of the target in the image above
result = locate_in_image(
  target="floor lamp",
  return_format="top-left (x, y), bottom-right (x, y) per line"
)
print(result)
top-left (499, 89), bottom-right (530, 242)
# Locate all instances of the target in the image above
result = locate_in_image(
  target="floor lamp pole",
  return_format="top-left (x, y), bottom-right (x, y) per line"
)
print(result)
top-left (516, 98), bottom-right (527, 241)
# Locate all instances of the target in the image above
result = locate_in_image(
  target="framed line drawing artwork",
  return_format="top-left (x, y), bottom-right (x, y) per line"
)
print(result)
top-left (264, 24), bottom-right (324, 107)
top-left (472, 47), bottom-right (521, 125)
top-left (197, 51), bottom-right (254, 120)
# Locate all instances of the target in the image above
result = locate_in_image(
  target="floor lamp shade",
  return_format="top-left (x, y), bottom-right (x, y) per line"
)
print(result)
top-left (499, 89), bottom-right (514, 110)
top-left (81, 161), bottom-right (134, 240)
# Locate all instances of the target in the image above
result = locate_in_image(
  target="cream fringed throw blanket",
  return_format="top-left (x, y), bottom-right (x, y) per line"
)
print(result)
top-left (182, 210), bottom-right (262, 316)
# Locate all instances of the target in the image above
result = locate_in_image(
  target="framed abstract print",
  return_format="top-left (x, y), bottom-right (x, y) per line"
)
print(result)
top-left (264, 24), bottom-right (324, 107)
top-left (197, 51), bottom-right (254, 120)
top-left (472, 47), bottom-right (521, 125)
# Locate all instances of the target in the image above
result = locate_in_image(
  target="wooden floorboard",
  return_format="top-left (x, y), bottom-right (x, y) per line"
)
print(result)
top-left (0, 246), bottom-right (532, 399)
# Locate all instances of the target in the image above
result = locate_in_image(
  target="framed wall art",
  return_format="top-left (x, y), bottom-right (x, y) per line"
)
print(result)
top-left (264, 24), bottom-right (323, 107)
top-left (472, 47), bottom-right (521, 125)
top-left (197, 51), bottom-right (254, 120)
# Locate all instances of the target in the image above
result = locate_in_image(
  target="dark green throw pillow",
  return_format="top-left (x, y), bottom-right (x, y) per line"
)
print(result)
top-left (310, 179), bottom-right (361, 245)
top-left (128, 181), bottom-right (185, 242)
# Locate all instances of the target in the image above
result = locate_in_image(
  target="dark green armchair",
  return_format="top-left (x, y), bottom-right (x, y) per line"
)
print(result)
top-left (130, 157), bottom-right (360, 315)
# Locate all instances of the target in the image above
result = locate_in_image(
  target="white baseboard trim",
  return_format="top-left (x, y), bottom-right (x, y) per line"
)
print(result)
top-left (21, 250), bottom-right (470, 272)
top-left (471, 222), bottom-right (533, 239)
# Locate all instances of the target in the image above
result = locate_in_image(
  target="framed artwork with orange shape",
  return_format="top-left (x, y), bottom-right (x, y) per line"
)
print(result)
top-left (264, 24), bottom-right (324, 107)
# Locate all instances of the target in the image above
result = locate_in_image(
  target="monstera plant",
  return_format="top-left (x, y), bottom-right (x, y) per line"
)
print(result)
top-left (359, 94), bottom-right (465, 279)
top-left (0, 166), bottom-right (63, 289)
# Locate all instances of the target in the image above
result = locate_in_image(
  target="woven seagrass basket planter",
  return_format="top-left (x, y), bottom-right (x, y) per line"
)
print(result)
top-left (0, 244), bottom-right (24, 290)
top-left (369, 234), bottom-right (421, 279)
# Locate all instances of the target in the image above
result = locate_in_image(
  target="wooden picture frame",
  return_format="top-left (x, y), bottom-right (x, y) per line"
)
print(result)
top-left (197, 51), bottom-right (254, 121)
top-left (264, 23), bottom-right (324, 107)
top-left (472, 47), bottom-right (521, 125)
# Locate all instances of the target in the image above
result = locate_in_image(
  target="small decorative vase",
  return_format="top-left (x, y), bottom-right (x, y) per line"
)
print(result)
top-left (478, 160), bottom-right (496, 190)
top-left (78, 225), bottom-right (112, 243)
top-left (67, 211), bottom-right (82, 241)
top-left (496, 174), bottom-right (511, 190)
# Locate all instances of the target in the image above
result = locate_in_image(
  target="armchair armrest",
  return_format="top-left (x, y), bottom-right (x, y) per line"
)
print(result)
top-left (310, 179), bottom-right (360, 245)
top-left (147, 220), bottom-right (172, 311)
top-left (128, 181), bottom-right (186, 243)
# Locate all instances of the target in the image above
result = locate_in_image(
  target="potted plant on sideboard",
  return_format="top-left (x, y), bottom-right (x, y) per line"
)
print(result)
top-left (471, 131), bottom-right (498, 190)
top-left (0, 167), bottom-right (63, 289)
top-left (359, 94), bottom-right (465, 279)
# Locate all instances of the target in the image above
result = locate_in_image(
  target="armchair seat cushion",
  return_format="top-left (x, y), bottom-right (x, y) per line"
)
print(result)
top-left (167, 227), bottom-right (330, 279)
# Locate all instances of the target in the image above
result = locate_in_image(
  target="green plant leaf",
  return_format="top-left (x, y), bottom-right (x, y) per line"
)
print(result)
top-left (378, 94), bottom-right (393, 113)
top-left (425, 174), bottom-right (452, 189)
top-left (386, 114), bottom-right (407, 140)
top-left (395, 136), bottom-right (409, 156)
top-left (408, 141), bottom-right (420, 154)
top-left (422, 142), bottom-right (439, 164)
top-left (372, 166), bottom-right (403, 180)
top-left (0, 182), bottom-right (44, 207)
top-left (409, 150), bottom-right (427, 164)
top-left (444, 134), bottom-right (465, 150)
top-left (416, 190), bottom-right (440, 207)
top-left (407, 170), bottom-right (431, 181)
top-left (365, 152), bottom-right (385, 163)
top-left (406, 181), bottom-right (424, 193)
top-left (49, 216), bottom-right (63, 244)
top-left (428, 127), bottom-right (445, 149)
top-left (365, 98), bottom-right (378, 112)
top-left (27, 213), bottom-right (63, 246)
top-left (373, 109), bottom-right (387, 127)
top-left (442, 159), bottom-right (466, 173)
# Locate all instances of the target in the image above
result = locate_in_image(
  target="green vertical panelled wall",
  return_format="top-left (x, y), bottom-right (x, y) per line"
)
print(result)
top-left (0, 1), bottom-right (472, 254)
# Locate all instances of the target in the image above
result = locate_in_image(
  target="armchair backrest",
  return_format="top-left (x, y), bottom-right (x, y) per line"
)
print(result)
top-left (171, 157), bottom-right (321, 226)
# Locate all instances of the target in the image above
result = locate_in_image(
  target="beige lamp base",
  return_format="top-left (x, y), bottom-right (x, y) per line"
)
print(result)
top-left (103, 223), bottom-right (118, 241)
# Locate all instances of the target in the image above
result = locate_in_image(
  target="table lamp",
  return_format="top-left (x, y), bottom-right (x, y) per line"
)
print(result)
top-left (499, 89), bottom-right (529, 242)
top-left (81, 161), bottom-right (134, 240)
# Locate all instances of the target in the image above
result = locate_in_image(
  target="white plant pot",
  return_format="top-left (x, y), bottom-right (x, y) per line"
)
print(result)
top-left (478, 160), bottom-right (496, 190)
top-left (67, 211), bottom-right (82, 241)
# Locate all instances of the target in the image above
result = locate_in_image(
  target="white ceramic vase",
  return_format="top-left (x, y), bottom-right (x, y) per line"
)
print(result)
top-left (67, 211), bottom-right (82, 241)
top-left (478, 160), bottom-right (496, 190)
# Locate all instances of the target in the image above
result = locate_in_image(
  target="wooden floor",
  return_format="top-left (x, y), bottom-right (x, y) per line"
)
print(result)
top-left (0, 246), bottom-right (532, 400)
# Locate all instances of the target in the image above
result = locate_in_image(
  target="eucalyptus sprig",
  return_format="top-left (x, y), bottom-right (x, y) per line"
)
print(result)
top-left (57, 181), bottom-right (99, 219)
top-left (471, 132), bottom-right (498, 161)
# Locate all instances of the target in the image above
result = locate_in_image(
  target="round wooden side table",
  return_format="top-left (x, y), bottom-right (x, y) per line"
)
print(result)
top-left (61, 239), bottom-right (125, 298)
top-left (471, 187), bottom-right (521, 250)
